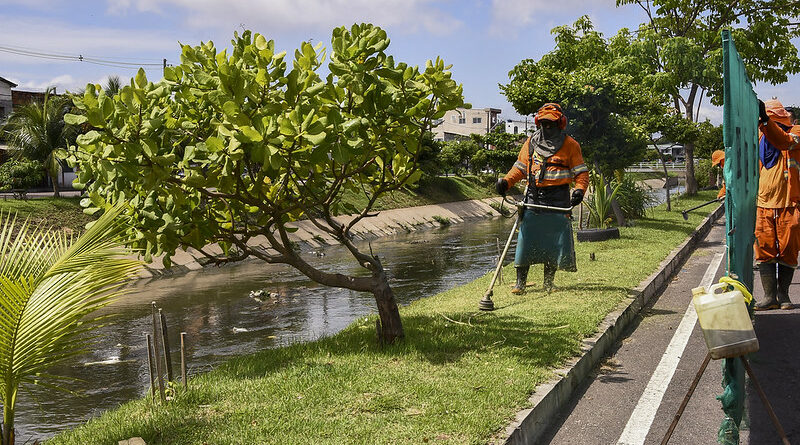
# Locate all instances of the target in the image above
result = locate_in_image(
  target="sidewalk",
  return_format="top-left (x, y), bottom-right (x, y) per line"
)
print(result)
top-left (529, 213), bottom-right (798, 444)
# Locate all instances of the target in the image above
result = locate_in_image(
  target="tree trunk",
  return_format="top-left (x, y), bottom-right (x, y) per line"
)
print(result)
top-left (48, 167), bottom-right (60, 198)
top-left (607, 183), bottom-right (626, 227)
top-left (684, 142), bottom-right (698, 195)
top-left (3, 400), bottom-right (13, 445)
top-left (372, 271), bottom-right (404, 344)
top-left (51, 178), bottom-right (60, 198)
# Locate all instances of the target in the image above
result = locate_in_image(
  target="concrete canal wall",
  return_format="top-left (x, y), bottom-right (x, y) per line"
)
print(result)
top-left (136, 196), bottom-right (508, 280)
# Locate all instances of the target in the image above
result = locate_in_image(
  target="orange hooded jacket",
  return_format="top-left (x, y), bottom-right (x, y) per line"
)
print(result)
top-left (757, 106), bottom-right (800, 208)
top-left (503, 136), bottom-right (589, 192)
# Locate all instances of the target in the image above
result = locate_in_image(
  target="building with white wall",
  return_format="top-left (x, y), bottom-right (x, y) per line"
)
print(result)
top-left (505, 118), bottom-right (533, 136)
top-left (0, 77), bottom-right (16, 120)
top-left (432, 107), bottom-right (502, 141)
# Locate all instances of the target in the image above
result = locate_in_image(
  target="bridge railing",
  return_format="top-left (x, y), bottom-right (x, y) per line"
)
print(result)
top-left (626, 159), bottom-right (700, 171)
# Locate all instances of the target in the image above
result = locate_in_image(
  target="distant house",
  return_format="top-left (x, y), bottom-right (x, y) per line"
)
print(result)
top-left (0, 78), bottom-right (75, 190)
top-left (11, 89), bottom-right (49, 108)
top-left (0, 76), bottom-right (15, 120)
top-left (504, 118), bottom-right (533, 136)
top-left (432, 107), bottom-right (502, 141)
top-left (656, 143), bottom-right (686, 161)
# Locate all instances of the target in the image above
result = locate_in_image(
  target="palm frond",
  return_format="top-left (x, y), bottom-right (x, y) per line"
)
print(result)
top-left (0, 201), bottom-right (142, 440)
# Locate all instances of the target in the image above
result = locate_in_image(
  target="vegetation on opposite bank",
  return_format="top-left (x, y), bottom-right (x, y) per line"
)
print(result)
top-left (0, 175), bottom-right (498, 236)
top-left (50, 191), bottom-right (719, 445)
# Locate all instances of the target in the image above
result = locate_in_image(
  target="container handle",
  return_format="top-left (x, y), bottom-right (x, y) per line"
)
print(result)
top-left (718, 276), bottom-right (753, 305)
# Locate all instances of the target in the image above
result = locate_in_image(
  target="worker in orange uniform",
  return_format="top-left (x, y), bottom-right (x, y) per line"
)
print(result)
top-left (754, 99), bottom-right (800, 310)
top-left (495, 103), bottom-right (589, 293)
top-left (711, 150), bottom-right (726, 199)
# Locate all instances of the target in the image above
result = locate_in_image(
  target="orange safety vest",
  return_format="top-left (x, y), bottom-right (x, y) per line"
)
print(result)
top-left (758, 120), bottom-right (800, 208)
top-left (503, 136), bottom-right (589, 191)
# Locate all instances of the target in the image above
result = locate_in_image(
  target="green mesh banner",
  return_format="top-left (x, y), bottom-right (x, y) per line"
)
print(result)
top-left (719, 29), bottom-right (759, 445)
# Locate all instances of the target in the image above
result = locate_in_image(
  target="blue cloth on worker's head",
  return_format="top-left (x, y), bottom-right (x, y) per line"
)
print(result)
top-left (759, 122), bottom-right (791, 169)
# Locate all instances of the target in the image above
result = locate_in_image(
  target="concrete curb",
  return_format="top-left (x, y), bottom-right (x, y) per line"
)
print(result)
top-left (503, 204), bottom-right (725, 445)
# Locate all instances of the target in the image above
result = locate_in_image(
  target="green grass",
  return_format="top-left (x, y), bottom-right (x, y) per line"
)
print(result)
top-left (49, 191), bottom-right (720, 445)
top-left (342, 175), bottom-right (497, 211)
top-left (0, 197), bottom-right (94, 235)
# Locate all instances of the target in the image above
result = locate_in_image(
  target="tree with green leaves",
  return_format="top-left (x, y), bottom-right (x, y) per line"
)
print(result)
top-left (66, 24), bottom-right (463, 344)
top-left (1, 88), bottom-right (75, 197)
top-left (471, 131), bottom-right (523, 177)
top-left (501, 17), bottom-right (653, 177)
top-left (437, 138), bottom-right (480, 176)
top-left (617, 0), bottom-right (800, 194)
top-left (0, 203), bottom-right (141, 445)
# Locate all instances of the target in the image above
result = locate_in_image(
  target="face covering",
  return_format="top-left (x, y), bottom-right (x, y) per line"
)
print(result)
top-left (531, 124), bottom-right (565, 158)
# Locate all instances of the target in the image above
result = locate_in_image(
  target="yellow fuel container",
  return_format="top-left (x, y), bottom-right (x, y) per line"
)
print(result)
top-left (692, 283), bottom-right (759, 359)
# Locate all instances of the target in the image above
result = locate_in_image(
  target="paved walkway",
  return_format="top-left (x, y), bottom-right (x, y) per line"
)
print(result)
top-left (542, 218), bottom-right (799, 444)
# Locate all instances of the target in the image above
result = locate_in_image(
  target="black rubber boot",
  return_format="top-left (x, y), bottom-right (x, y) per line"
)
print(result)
top-left (755, 263), bottom-right (780, 311)
top-left (543, 263), bottom-right (557, 294)
top-left (511, 266), bottom-right (529, 294)
top-left (777, 264), bottom-right (795, 310)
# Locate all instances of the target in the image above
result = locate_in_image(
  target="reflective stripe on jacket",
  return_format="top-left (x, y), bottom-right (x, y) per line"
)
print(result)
top-left (503, 135), bottom-right (589, 192)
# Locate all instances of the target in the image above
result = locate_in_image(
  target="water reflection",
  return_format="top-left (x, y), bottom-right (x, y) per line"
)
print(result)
top-left (17, 217), bottom-right (515, 441)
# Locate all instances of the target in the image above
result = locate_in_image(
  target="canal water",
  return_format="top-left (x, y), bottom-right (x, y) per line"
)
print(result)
top-left (18, 216), bottom-right (516, 441)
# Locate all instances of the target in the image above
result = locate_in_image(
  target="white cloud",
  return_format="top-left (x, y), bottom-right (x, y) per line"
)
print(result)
top-left (106, 0), bottom-right (463, 35)
top-left (488, 0), bottom-right (614, 37)
top-left (12, 74), bottom-right (76, 92)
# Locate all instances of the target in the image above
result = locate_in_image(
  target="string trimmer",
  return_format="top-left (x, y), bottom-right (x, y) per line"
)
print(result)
top-left (479, 197), bottom-right (572, 311)
top-left (681, 197), bottom-right (723, 220)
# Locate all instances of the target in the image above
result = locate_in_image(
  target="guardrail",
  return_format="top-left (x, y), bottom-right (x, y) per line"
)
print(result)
top-left (627, 160), bottom-right (699, 170)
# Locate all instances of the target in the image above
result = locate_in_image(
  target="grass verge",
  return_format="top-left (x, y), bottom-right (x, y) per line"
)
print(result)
top-left (50, 192), bottom-right (718, 445)
top-left (342, 175), bottom-right (498, 211)
top-left (0, 197), bottom-right (94, 235)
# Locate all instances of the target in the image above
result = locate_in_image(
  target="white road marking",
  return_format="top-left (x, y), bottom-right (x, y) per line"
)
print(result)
top-left (616, 251), bottom-right (725, 445)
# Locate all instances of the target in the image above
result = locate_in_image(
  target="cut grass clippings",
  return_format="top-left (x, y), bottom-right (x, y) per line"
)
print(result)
top-left (49, 191), bottom-right (720, 445)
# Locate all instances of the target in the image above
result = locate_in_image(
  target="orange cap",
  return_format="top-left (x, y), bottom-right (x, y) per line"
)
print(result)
top-left (537, 103), bottom-right (563, 122)
top-left (765, 99), bottom-right (793, 126)
top-left (711, 150), bottom-right (725, 168)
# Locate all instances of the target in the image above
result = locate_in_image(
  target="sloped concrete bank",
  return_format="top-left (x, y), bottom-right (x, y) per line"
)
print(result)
top-left (135, 196), bottom-right (507, 280)
top-left (502, 204), bottom-right (725, 445)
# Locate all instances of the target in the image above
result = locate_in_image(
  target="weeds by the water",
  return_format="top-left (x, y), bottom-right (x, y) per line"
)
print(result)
top-left (49, 192), bottom-right (719, 445)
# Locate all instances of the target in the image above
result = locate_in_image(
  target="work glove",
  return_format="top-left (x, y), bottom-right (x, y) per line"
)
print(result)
top-left (570, 189), bottom-right (585, 207)
top-left (495, 178), bottom-right (509, 196)
top-left (758, 99), bottom-right (769, 124)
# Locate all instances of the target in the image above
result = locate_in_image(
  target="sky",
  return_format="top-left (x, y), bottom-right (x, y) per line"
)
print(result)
top-left (2, 0), bottom-right (799, 125)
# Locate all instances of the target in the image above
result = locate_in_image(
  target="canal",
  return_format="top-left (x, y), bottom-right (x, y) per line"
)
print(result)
top-left (18, 216), bottom-right (516, 441)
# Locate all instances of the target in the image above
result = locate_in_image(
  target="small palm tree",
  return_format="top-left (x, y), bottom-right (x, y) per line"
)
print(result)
top-left (2, 87), bottom-right (75, 197)
top-left (0, 203), bottom-right (141, 445)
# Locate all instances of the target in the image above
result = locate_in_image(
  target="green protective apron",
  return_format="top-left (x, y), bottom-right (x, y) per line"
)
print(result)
top-left (514, 209), bottom-right (577, 271)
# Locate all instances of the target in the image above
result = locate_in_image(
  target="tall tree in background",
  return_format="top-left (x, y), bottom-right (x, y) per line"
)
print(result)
top-left (501, 17), bottom-right (655, 177)
top-left (617, 0), bottom-right (800, 194)
top-left (2, 88), bottom-right (74, 197)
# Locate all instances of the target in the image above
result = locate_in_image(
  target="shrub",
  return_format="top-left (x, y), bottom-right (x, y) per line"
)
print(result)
top-left (694, 158), bottom-right (713, 189)
top-left (614, 173), bottom-right (659, 219)
top-left (0, 159), bottom-right (44, 191)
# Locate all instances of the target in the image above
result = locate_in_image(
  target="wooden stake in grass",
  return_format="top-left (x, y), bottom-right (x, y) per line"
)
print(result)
top-left (145, 334), bottom-right (156, 400)
top-left (180, 332), bottom-right (187, 390)
top-left (151, 302), bottom-right (166, 402)
top-left (159, 308), bottom-right (173, 382)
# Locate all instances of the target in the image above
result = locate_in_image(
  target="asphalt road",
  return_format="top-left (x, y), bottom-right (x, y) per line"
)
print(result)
top-left (542, 218), bottom-right (799, 445)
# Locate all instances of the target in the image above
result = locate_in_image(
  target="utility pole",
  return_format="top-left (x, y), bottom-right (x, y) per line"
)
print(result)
top-left (163, 58), bottom-right (167, 75)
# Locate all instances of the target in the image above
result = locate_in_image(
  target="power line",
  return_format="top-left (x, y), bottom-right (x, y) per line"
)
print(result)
top-left (0, 44), bottom-right (172, 69)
